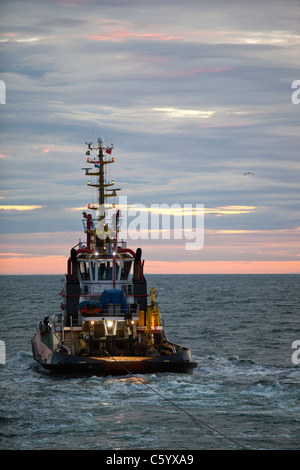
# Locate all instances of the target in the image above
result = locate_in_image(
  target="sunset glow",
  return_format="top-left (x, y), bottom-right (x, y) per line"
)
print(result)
top-left (0, 254), bottom-right (299, 276)
top-left (0, 1), bottom-right (299, 276)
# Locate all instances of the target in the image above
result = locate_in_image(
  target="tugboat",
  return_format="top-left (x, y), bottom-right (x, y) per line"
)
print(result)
top-left (31, 138), bottom-right (197, 375)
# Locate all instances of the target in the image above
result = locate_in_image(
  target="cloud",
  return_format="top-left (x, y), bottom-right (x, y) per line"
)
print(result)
top-left (0, 0), bottom-right (299, 273)
top-left (153, 107), bottom-right (216, 119)
top-left (90, 30), bottom-right (184, 42)
top-left (0, 205), bottom-right (42, 211)
top-left (143, 260), bottom-right (300, 275)
top-left (0, 255), bottom-right (66, 275)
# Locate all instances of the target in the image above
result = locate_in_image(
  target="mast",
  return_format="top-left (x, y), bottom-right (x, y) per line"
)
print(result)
top-left (84, 137), bottom-right (119, 254)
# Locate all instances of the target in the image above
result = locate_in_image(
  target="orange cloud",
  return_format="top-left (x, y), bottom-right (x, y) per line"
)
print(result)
top-left (116, 204), bottom-right (255, 216)
top-left (205, 206), bottom-right (256, 215)
top-left (0, 205), bottom-right (42, 211)
top-left (0, 254), bottom-right (298, 275)
top-left (0, 255), bottom-right (66, 275)
top-left (145, 260), bottom-right (300, 275)
top-left (0, 252), bottom-right (33, 258)
top-left (90, 29), bottom-right (184, 42)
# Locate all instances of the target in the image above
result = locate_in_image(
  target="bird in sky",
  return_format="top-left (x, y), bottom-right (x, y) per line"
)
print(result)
top-left (243, 172), bottom-right (254, 176)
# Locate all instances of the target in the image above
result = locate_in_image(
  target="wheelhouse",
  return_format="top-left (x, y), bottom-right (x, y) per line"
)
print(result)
top-left (77, 257), bottom-right (133, 283)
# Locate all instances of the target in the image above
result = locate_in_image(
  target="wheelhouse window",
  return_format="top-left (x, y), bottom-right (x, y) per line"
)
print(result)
top-left (79, 261), bottom-right (90, 280)
top-left (98, 261), bottom-right (113, 280)
top-left (90, 261), bottom-right (96, 281)
top-left (120, 260), bottom-right (133, 280)
top-left (78, 259), bottom-right (131, 282)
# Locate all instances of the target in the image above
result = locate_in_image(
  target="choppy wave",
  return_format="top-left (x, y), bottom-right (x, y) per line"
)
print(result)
top-left (0, 274), bottom-right (299, 450)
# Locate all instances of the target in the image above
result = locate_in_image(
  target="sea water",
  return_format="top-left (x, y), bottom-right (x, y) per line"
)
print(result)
top-left (0, 274), bottom-right (299, 450)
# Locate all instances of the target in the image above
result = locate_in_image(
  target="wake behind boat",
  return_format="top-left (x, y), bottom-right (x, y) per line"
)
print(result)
top-left (31, 138), bottom-right (197, 375)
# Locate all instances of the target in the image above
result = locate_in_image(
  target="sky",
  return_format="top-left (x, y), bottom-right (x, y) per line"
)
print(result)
top-left (0, 0), bottom-right (299, 275)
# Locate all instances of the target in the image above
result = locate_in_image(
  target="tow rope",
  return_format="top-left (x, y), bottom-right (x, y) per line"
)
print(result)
top-left (104, 350), bottom-right (248, 450)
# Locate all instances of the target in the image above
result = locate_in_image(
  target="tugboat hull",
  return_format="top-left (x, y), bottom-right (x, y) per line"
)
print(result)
top-left (31, 329), bottom-right (197, 376)
top-left (31, 138), bottom-right (198, 377)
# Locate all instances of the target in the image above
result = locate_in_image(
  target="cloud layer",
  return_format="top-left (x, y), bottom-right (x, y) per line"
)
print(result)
top-left (0, 0), bottom-right (299, 273)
